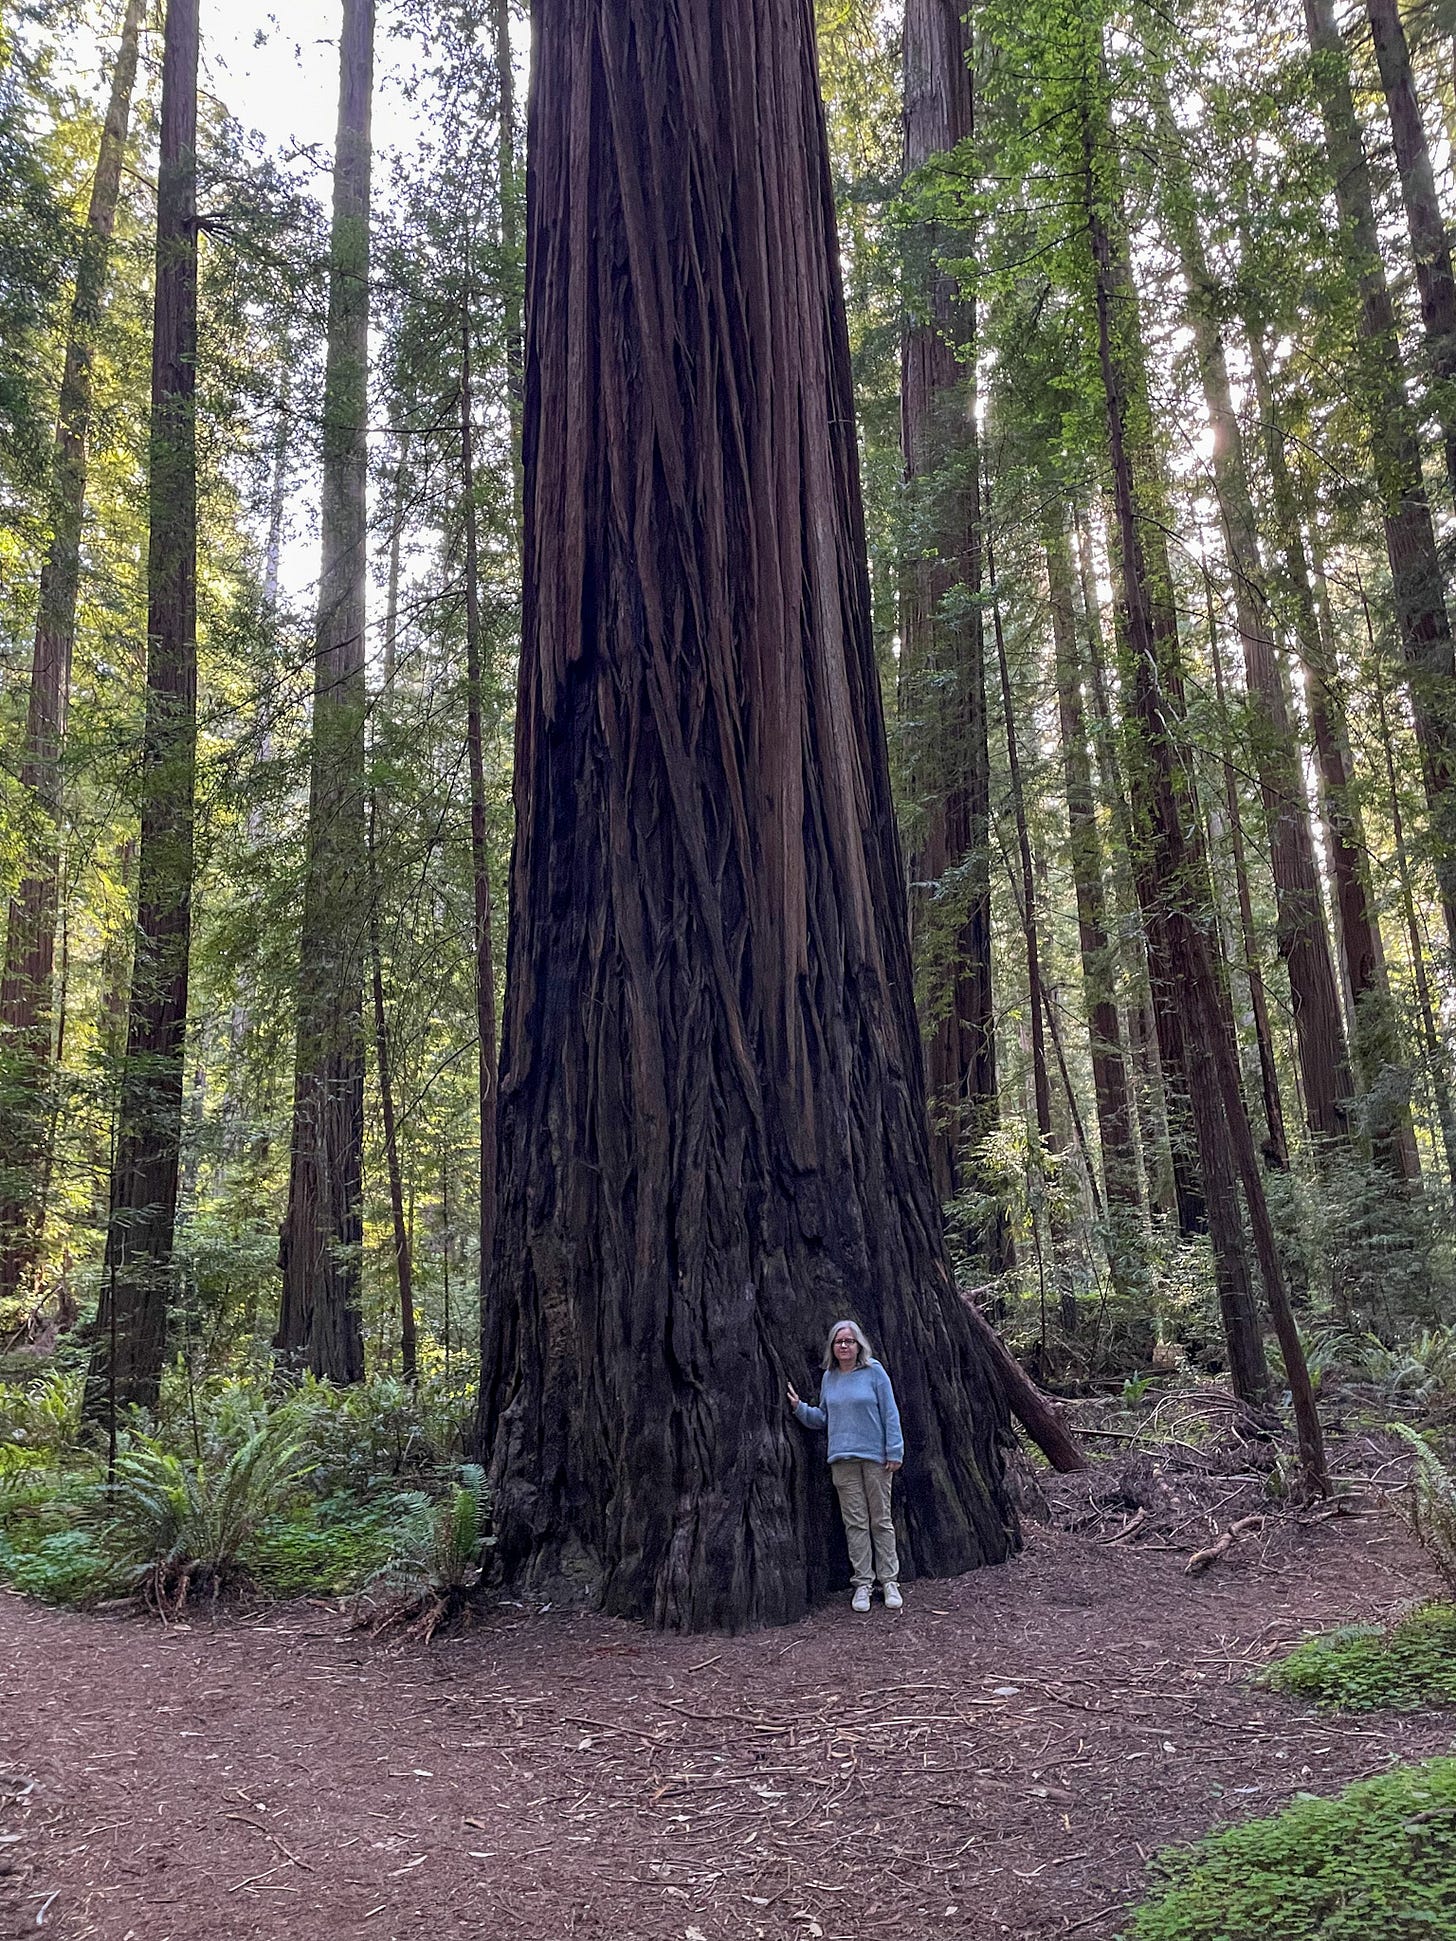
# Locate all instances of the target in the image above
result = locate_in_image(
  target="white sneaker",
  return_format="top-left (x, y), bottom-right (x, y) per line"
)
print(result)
top-left (883, 1582), bottom-right (903, 1610)
top-left (851, 1585), bottom-right (871, 1613)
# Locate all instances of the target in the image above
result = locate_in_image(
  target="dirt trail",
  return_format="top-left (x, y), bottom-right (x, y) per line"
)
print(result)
top-left (1, 1510), bottom-right (1451, 1941)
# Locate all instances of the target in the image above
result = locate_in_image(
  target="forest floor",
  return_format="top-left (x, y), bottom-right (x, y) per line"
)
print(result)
top-left (1, 1422), bottom-right (1452, 1941)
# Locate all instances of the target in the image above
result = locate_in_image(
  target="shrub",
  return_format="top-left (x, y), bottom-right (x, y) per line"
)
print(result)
top-left (248, 1490), bottom-right (426, 1598)
top-left (1263, 1604), bottom-right (1456, 1711)
top-left (0, 1527), bottom-right (117, 1603)
top-left (90, 1422), bottom-right (314, 1614)
top-left (1390, 1423), bottom-right (1456, 1592)
top-left (357, 1464), bottom-right (490, 1641)
top-left (1125, 1758), bottom-right (1456, 1941)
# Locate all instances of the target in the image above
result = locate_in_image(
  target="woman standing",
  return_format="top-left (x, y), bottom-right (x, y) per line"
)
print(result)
top-left (787, 1320), bottom-right (904, 1611)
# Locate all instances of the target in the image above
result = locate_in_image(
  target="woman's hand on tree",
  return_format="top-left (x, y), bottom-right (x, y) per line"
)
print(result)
top-left (786, 1383), bottom-right (801, 1410)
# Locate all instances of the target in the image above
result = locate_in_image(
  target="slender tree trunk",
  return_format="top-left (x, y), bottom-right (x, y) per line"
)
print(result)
top-left (1368, 600), bottom-right (1456, 1182)
top-left (1076, 502), bottom-right (1200, 1232)
top-left (459, 307), bottom-right (500, 1359)
top-left (1151, 70), bottom-right (1354, 1145)
top-left (899, 0), bottom-right (1007, 1262)
top-left (1304, 0), bottom-right (1456, 961)
top-left (0, 0), bottom-right (144, 1303)
top-left (493, 0), bottom-right (523, 479)
top-left (1204, 571), bottom-right (1290, 1171)
top-left (1047, 515), bottom-right (1144, 1310)
top-left (1245, 316), bottom-right (1421, 1179)
top-left (987, 482), bottom-right (1067, 1321)
top-left (276, 0), bottom-right (374, 1383)
top-left (1079, 75), bottom-right (1292, 1420)
top-left (1082, 74), bottom-right (1332, 1483)
top-left (477, 0), bottom-right (1018, 1630)
top-left (86, 0), bottom-right (199, 1415)
top-left (1048, 517), bottom-right (1139, 1210)
top-left (1074, 500), bottom-right (1180, 1222)
top-left (368, 795), bottom-right (415, 1380)
top-left (1366, 0), bottom-right (1456, 510)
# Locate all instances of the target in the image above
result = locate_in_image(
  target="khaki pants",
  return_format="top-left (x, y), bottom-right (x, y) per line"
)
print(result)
top-left (831, 1458), bottom-right (899, 1588)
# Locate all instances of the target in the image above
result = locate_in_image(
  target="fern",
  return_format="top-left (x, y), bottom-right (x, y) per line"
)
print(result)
top-left (89, 1424), bottom-right (314, 1614)
top-left (1389, 1423), bottom-right (1456, 1593)
top-left (357, 1464), bottom-right (491, 1640)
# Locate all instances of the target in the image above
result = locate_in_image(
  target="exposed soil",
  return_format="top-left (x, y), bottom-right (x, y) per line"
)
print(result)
top-left (2, 1455), bottom-right (1453, 1941)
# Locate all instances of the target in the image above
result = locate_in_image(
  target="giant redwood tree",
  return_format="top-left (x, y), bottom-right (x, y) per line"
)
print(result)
top-left (88, 0), bottom-right (198, 1412)
top-left (276, 0), bottom-right (374, 1381)
top-left (477, 0), bottom-right (1018, 1631)
top-left (899, 0), bottom-right (1005, 1253)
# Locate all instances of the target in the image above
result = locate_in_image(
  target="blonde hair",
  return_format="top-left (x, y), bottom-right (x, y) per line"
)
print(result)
top-left (823, 1318), bottom-right (873, 1371)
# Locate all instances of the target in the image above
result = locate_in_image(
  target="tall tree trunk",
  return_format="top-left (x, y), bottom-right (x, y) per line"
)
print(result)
top-left (1304, 0), bottom-right (1456, 962)
top-left (493, 0), bottom-right (523, 478)
top-left (1077, 502), bottom-right (1201, 1231)
top-left (0, 0), bottom-right (144, 1304)
top-left (1080, 73), bottom-right (1328, 1484)
top-left (459, 306), bottom-right (500, 1364)
top-left (276, 0), bottom-right (374, 1383)
top-left (1203, 568), bottom-right (1290, 1171)
top-left (1047, 515), bottom-right (1142, 1268)
top-left (1151, 69), bottom-right (1355, 1146)
top-left (987, 480), bottom-right (1067, 1320)
top-left (86, 0), bottom-right (199, 1415)
top-left (477, 0), bottom-right (1018, 1631)
top-left (1079, 76), bottom-right (1279, 1413)
top-left (1073, 499), bottom-right (1181, 1224)
top-left (1368, 598), bottom-right (1456, 1181)
top-left (1366, 0), bottom-right (1456, 509)
top-left (368, 795), bottom-right (415, 1381)
top-left (1244, 315), bottom-right (1421, 1179)
top-left (899, 0), bottom-right (1007, 1264)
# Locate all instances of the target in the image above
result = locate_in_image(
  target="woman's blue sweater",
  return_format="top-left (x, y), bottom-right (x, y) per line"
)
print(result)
top-left (794, 1361), bottom-right (904, 1466)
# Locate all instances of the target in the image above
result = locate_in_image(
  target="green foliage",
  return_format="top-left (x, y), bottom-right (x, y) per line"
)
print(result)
top-left (358, 1462), bottom-right (490, 1640)
top-left (1124, 1759), bottom-right (1456, 1941)
top-left (0, 1526), bottom-right (114, 1603)
top-left (1390, 1425), bottom-right (1456, 1593)
top-left (248, 1489), bottom-right (425, 1598)
top-left (85, 1421), bottom-right (314, 1613)
top-left (1264, 1605), bottom-right (1456, 1711)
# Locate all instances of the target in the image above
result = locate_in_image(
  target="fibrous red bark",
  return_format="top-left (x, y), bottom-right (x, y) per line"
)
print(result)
top-left (88, 0), bottom-right (199, 1414)
top-left (477, 0), bottom-right (1018, 1631)
top-left (276, 0), bottom-right (374, 1382)
top-left (899, 0), bottom-right (1006, 1259)
top-left (0, 0), bottom-right (143, 1303)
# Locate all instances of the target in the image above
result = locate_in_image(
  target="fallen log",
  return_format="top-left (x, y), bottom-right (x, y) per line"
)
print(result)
top-left (958, 1290), bottom-right (1089, 1473)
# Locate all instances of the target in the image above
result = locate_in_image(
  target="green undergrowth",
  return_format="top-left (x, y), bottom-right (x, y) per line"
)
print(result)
top-left (1124, 1758), bottom-right (1456, 1940)
top-left (1263, 1604), bottom-right (1456, 1711)
top-left (0, 1361), bottom-right (481, 1616)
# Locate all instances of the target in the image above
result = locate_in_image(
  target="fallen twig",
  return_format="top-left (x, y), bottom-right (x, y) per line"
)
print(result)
top-left (1184, 1515), bottom-right (1264, 1577)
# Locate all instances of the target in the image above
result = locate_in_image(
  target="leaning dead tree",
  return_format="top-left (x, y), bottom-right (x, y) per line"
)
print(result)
top-left (477, 0), bottom-right (1019, 1631)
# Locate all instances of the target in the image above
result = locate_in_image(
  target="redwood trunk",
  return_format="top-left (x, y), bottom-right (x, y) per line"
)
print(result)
top-left (459, 312), bottom-right (500, 1353)
top-left (368, 797), bottom-right (415, 1381)
top-left (1304, 0), bottom-right (1456, 960)
top-left (899, 0), bottom-right (1006, 1261)
top-left (1246, 318), bottom-right (1420, 1179)
top-left (1076, 505), bottom-right (1199, 1232)
top-left (477, 0), bottom-right (1018, 1630)
top-left (1047, 518), bottom-right (1141, 1239)
top-left (0, 0), bottom-right (143, 1301)
top-left (276, 0), bottom-right (374, 1382)
top-left (1366, 0), bottom-right (1456, 509)
top-left (87, 0), bottom-right (199, 1414)
top-left (1151, 71), bottom-right (1354, 1146)
top-left (1079, 88), bottom-right (1278, 1414)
